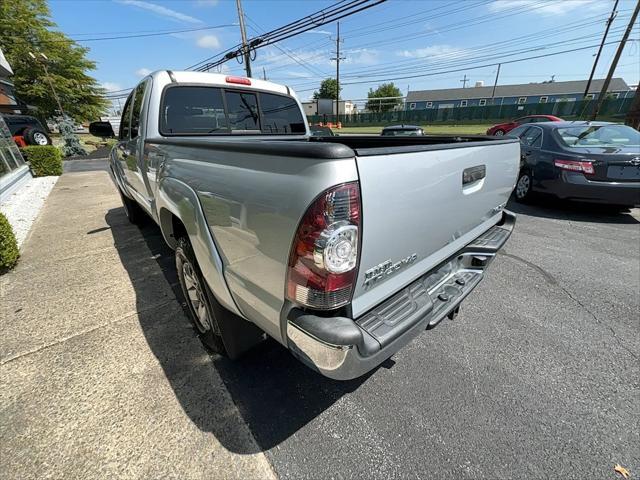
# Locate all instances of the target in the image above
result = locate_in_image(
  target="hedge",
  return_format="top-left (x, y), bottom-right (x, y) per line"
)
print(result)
top-left (0, 212), bottom-right (19, 271)
top-left (22, 146), bottom-right (63, 177)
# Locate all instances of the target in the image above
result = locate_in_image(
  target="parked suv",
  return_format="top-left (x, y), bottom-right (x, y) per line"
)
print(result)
top-left (4, 114), bottom-right (52, 146)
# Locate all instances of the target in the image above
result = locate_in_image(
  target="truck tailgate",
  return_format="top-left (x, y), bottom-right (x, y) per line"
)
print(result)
top-left (351, 140), bottom-right (520, 317)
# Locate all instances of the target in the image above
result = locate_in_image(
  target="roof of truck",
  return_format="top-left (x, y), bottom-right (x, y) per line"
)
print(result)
top-left (147, 70), bottom-right (294, 97)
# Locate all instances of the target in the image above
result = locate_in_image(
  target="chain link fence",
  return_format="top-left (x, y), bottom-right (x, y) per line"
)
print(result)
top-left (307, 97), bottom-right (635, 126)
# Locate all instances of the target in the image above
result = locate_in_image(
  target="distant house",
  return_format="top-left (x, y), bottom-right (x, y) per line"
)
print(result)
top-left (405, 78), bottom-right (633, 110)
top-left (0, 48), bottom-right (20, 115)
top-left (302, 99), bottom-right (358, 116)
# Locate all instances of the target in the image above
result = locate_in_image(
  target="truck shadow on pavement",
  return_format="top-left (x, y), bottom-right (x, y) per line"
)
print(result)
top-left (506, 196), bottom-right (639, 224)
top-left (106, 207), bottom-right (371, 454)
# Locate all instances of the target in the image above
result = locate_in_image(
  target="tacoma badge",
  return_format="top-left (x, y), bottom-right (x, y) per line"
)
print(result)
top-left (363, 254), bottom-right (418, 287)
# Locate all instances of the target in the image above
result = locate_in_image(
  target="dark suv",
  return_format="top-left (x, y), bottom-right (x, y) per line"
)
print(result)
top-left (4, 114), bottom-right (52, 146)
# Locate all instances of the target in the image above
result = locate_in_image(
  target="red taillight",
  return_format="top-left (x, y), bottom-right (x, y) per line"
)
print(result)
top-left (286, 182), bottom-right (361, 310)
top-left (554, 159), bottom-right (595, 175)
top-left (225, 76), bottom-right (251, 85)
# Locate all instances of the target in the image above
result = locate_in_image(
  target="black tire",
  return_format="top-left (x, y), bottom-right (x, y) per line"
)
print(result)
top-left (175, 236), bottom-right (227, 355)
top-left (23, 127), bottom-right (51, 146)
top-left (494, 129), bottom-right (505, 136)
top-left (514, 170), bottom-right (533, 203)
top-left (118, 190), bottom-right (144, 225)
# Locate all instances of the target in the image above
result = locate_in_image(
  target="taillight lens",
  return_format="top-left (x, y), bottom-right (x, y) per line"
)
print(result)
top-left (286, 182), bottom-right (360, 310)
top-left (554, 159), bottom-right (594, 175)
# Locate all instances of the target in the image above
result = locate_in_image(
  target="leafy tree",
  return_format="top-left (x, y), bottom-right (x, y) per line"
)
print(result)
top-left (366, 83), bottom-right (403, 112)
top-left (0, 0), bottom-right (108, 122)
top-left (313, 78), bottom-right (341, 100)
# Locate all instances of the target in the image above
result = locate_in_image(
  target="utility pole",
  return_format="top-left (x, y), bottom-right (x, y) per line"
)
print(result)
top-left (591, 0), bottom-right (640, 120)
top-left (262, 67), bottom-right (267, 81)
top-left (491, 63), bottom-right (501, 102)
top-left (236, 0), bottom-right (252, 78)
top-left (583, 0), bottom-right (619, 100)
top-left (29, 52), bottom-right (64, 116)
top-left (331, 21), bottom-right (345, 117)
top-left (460, 74), bottom-right (468, 88)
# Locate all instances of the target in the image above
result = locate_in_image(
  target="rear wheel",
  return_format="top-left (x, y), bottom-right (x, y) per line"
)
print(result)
top-left (514, 170), bottom-right (533, 202)
top-left (494, 129), bottom-right (505, 136)
top-left (175, 236), bottom-right (227, 355)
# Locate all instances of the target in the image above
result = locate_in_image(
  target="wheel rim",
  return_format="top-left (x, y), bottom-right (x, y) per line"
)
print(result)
top-left (182, 261), bottom-right (212, 333)
top-left (34, 132), bottom-right (48, 145)
top-left (495, 130), bottom-right (504, 136)
top-left (516, 174), bottom-right (530, 199)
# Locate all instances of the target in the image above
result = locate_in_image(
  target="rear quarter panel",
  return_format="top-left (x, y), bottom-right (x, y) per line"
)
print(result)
top-left (154, 142), bottom-right (358, 343)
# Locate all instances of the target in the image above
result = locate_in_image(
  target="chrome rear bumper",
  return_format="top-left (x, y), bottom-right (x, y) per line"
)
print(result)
top-left (286, 210), bottom-right (516, 380)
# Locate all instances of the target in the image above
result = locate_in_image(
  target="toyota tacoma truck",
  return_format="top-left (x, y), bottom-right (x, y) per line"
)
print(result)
top-left (93, 71), bottom-right (519, 380)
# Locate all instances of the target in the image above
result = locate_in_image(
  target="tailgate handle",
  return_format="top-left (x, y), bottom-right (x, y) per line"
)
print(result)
top-left (462, 165), bottom-right (486, 185)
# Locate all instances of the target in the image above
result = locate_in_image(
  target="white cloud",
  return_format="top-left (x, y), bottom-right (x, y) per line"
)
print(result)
top-left (101, 82), bottom-right (123, 92)
top-left (135, 67), bottom-right (152, 77)
top-left (117, 0), bottom-right (202, 24)
top-left (305, 29), bottom-right (332, 35)
top-left (488, 0), bottom-right (603, 15)
top-left (396, 45), bottom-right (470, 60)
top-left (343, 48), bottom-right (379, 66)
top-left (196, 34), bottom-right (221, 49)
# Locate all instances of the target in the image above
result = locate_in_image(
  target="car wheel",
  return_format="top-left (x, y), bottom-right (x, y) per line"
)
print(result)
top-left (494, 129), bottom-right (505, 136)
top-left (23, 127), bottom-right (51, 146)
top-left (118, 189), bottom-right (144, 224)
top-left (175, 236), bottom-right (227, 355)
top-left (514, 170), bottom-right (533, 202)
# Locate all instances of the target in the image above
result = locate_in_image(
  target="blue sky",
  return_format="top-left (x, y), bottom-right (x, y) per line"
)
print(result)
top-left (49, 0), bottom-right (640, 108)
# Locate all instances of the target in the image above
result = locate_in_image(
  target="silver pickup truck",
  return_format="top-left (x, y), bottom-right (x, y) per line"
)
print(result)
top-left (95, 71), bottom-right (519, 380)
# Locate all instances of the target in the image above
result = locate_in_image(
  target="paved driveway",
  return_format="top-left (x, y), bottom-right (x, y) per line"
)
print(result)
top-left (2, 158), bottom-right (639, 479)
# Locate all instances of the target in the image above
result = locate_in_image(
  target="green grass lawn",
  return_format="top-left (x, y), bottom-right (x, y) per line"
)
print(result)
top-left (337, 124), bottom-right (493, 135)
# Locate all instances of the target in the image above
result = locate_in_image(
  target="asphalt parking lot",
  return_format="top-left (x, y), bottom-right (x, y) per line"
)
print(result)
top-left (2, 157), bottom-right (638, 479)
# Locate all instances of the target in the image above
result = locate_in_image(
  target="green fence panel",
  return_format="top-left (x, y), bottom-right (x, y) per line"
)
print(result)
top-left (307, 97), bottom-right (635, 126)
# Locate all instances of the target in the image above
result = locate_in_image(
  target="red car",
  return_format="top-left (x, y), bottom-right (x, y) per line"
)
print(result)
top-left (486, 114), bottom-right (563, 136)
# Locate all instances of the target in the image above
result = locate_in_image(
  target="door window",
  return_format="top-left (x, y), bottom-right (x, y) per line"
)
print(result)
top-left (130, 80), bottom-right (148, 139)
top-left (119, 94), bottom-right (134, 139)
top-left (521, 127), bottom-right (543, 148)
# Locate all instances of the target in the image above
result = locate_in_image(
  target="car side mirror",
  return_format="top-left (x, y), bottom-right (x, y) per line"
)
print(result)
top-left (89, 121), bottom-right (115, 138)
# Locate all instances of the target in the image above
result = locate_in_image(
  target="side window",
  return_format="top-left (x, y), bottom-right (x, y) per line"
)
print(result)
top-left (509, 126), bottom-right (530, 138)
top-left (225, 91), bottom-right (259, 131)
top-left (522, 127), bottom-right (542, 148)
top-left (259, 93), bottom-right (305, 134)
top-left (516, 117), bottom-right (531, 125)
top-left (119, 93), bottom-right (134, 139)
top-left (130, 80), bottom-right (148, 139)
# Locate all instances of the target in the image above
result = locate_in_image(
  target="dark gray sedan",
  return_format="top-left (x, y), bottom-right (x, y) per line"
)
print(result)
top-left (509, 121), bottom-right (640, 207)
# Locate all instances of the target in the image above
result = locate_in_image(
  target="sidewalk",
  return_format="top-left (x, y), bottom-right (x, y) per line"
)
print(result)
top-left (0, 165), bottom-right (276, 479)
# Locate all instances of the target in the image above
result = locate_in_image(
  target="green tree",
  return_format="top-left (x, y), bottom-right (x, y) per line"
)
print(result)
top-left (365, 83), bottom-right (403, 112)
top-left (0, 0), bottom-right (108, 122)
top-left (313, 78), bottom-right (341, 100)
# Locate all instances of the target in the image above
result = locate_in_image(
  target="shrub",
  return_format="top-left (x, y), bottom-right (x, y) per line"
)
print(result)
top-left (21, 146), bottom-right (63, 176)
top-left (0, 212), bottom-right (19, 271)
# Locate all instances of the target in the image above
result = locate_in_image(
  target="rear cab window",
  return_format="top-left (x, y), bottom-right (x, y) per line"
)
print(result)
top-left (159, 85), bottom-right (306, 136)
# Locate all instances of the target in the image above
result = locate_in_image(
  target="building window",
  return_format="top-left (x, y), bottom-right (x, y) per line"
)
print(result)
top-left (585, 94), bottom-right (595, 100)
top-left (518, 97), bottom-right (527, 105)
top-left (460, 100), bottom-right (468, 107)
top-left (539, 96), bottom-right (548, 104)
top-left (426, 101), bottom-right (433, 108)
top-left (479, 99), bottom-right (487, 106)
top-left (610, 92), bottom-right (620, 99)
top-left (409, 102), bottom-right (416, 110)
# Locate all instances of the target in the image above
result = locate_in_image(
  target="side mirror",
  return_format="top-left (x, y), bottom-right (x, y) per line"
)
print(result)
top-left (89, 121), bottom-right (115, 138)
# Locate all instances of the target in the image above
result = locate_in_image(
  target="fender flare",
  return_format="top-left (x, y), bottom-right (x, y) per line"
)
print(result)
top-left (155, 176), bottom-right (242, 317)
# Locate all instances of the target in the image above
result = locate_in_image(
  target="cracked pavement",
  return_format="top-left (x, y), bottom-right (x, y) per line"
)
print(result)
top-left (1, 158), bottom-right (639, 479)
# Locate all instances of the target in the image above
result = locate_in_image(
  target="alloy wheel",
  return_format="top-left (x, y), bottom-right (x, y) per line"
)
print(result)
top-left (182, 261), bottom-right (212, 333)
top-left (516, 173), bottom-right (531, 199)
top-left (34, 132), bottom-right (48, 145)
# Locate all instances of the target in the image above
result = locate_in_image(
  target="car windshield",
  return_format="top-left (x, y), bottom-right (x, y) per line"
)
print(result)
top-left (556, 125), bottom-right (640, 148)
